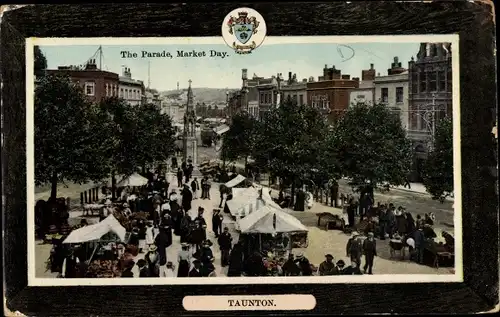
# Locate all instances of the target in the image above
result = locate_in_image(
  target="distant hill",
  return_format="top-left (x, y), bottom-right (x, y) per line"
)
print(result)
top-left (161, 88), bottom-right (239, 105)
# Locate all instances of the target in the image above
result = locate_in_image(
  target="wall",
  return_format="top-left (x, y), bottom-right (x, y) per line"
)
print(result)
top-left (374, 74), bottom-right (409, 130)
top-left (349, 88), bottom-right (374, 106)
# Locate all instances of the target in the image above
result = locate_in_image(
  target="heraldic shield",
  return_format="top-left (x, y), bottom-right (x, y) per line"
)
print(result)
top-left (234, 23), bottom-right (254, 44)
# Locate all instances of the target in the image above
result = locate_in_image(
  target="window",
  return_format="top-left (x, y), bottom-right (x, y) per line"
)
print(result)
top-left (438, 71), bottom-right (446, 91)
top-left (420, 71), bottom-right (427, 92)
top-left (381, 88), bottom-right (388, 103)
top-left (105, 83), bottom-right (109, 96)
top-left (292, 95), bottom-right (297, 103)
top-left (396, 87), bottom-right (404, 103)
top-left (120, 88), bottom-right (123, 97)
top-left (85, 81), bottom-right (95, 96)
top-left (299, 94), bottom-right (304, 105)
top-left (429, 72), bottom-right (437, 91)
top-left (260, 93), bottom-right (264, 103)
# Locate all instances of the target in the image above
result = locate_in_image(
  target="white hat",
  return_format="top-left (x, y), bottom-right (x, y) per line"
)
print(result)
top-left (296, 252), bottom-right (304, 258)
top-left (395, 210), bottom-right (403, 216)
top-left (105, 199), bottom-right (112, 205)
top-left (352, 231), bottom-right (360, 237)
top-left (161, 203), bottom-right (170, 211)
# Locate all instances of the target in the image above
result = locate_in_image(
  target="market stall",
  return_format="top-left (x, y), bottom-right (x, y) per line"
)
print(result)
top-left (116, 172), bottom-right (149, 187)
top-left (62, 215), bottom-right (128, 278)
top-left (236, 203), bottom-right (309, 260)
top-left (224, 174), bottom-right (251, 189)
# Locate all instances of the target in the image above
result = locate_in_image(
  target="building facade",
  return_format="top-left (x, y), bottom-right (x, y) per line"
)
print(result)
top-left (407, 42), bottom-right (453, 181)
top-left (281, 72), bottom-right (308, 106)
top-left (373, 57), bottom-right (409, 130)
top-left (257, 75), bottom-right (282, 119)
top-left (46, 60), bottom-right (119, 103)
top-left (349, 78), bottom-right (374, 106)
top-left (306, 65), bottom-right (359, 121)
top-left (119, 67), bottom-right (145, 106)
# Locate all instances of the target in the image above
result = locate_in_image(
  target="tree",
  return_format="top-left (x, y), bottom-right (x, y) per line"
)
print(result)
top-left (221, 112), bottom-right (257, 165)
top-left (99, 98), bottom-right (177, 177)
top-left (422, 117), bottom-right (453, 202)
top-left (252, 100), bottom-right (332, 202)
top-left (35, 75), bottom-right (112, 200)
top-left (333, 102), bottom-right (412, 195)
top-left (34, 46), bottom-right (47, 78)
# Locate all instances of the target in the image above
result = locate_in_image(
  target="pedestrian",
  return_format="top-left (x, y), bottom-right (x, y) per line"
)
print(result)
top-left (282, 253), bottom-right (300, 276)
top-left (200, 177), bottom-right (207, 199)
top-left (177, 243), bottom-right (192, 277)
top-left (336, 260), bottom-right (346, 274)
top-left (346, 231), bottom-right (362, 267)
top-left (121, 260), bottom-right (135, 278)
top-left (191, 177), bottom-right (199, 199)
top-left (181, 184), bottom-right (193, 212)
top-left (294, 253), bottom-right (313, 276)
top-left (205, 177), bottom-right (212, 199)
top-left (137, 259), bottom-right (149, 277)
top-left (219, 184), bottom-right (226, 208)
top-left (179, 211), bottom-right (191, 244)
top-left (199, 240), bottom-right (215, 277)
top-left (362, 232), bottom-right (377, 274)
top-left (145, 221), bottom-right (157, 248)
top-left (218, 227), bottom-right (233, 267)
top-left (347, 196), bottom-right (356, 227)
top-left (330, 180), bottom-right (339, 208)
top-left (412, 227), bottom-right (425, 264)
top-left (212, 209), bottom-right (223, 237)
top-left (176, 167), bottom-right (183, 188)
top-left (227, 242), bottom-right (244, 276)
top-left (144, 245), bottom-right (160, 277)
top-left (318, 254), bottom-right (339, 275)
top-left (343, 261), bottom-right (363, 275)
top-left (154, 226), bottom-right (171, 276)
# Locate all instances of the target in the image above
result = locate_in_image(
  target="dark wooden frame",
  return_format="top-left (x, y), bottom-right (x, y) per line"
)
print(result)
top-left (2, 2), bottom-right (497, 316)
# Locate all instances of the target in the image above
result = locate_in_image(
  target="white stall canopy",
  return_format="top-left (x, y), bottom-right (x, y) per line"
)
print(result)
top-left (63, 215), bottom-right (127, 244)
top-left (117, 172), bottom-right (149, 187)
top-left (214, 124), bottom-right (230, 135)
top-left (238, 205), bottom-right (308, 234)
top-left (224, 174), bottom-right (247, 188)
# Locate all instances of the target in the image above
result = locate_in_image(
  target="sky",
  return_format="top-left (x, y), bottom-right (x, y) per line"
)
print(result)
top-left (40, 42), bottom-right (421, 91)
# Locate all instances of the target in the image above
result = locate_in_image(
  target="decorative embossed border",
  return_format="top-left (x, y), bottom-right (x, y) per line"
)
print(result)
top-left (2, 2), bottom-right (498, 315)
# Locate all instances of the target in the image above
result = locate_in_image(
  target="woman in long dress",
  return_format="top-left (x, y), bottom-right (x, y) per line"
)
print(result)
top-left (177, 243), bottom-right (191, 277)
top-left (145, 222), bottom-right (157, 247)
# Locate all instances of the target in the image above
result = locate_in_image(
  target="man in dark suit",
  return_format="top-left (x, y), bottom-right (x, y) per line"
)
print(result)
top-left (362, 232), bottom-right (377, 274)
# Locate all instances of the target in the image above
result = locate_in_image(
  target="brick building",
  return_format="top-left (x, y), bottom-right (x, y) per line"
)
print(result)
top-left (307, 65), bottom-right (359, 121)
top-left (46, 59), bottom-right (119, 103)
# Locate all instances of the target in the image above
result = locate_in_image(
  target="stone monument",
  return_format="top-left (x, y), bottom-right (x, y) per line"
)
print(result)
top-left (183, 80), bottom-right (201, 175)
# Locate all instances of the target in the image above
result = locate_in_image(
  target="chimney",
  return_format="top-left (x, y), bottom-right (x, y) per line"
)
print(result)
top-left (362, 63), bottom-right (376, 81)
top-left (342, 74), bottom-right (350, 80)
top-left (288, 72), bottom-right (292, 82)
top-left (352, 77), bottom-right (360, 81)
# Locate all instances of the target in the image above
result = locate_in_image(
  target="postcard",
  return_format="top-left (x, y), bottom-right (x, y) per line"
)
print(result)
top-left (26, 8), bottom-right (461, 287)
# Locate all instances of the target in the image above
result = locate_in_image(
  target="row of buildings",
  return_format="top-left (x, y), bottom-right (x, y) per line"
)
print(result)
top-left (46, 59), bottom-right (162, 108)
top-left (227, 42), bottom-right (454, 181)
